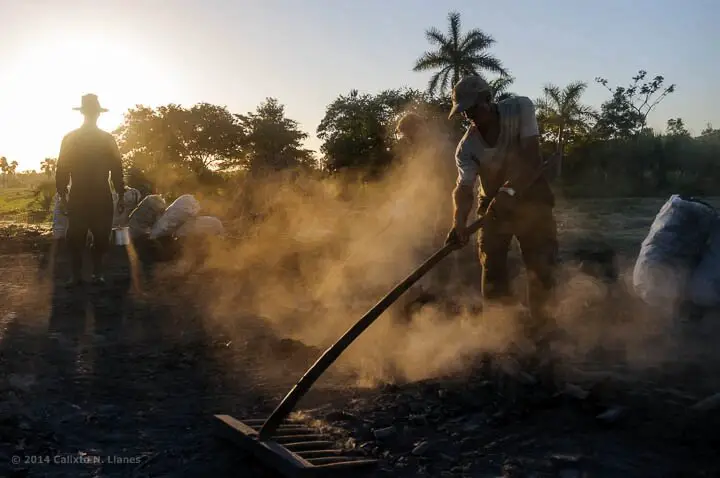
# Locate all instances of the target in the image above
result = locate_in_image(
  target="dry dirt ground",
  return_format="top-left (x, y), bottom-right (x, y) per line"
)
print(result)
top-left (2, 198), bottom-right (720, 478)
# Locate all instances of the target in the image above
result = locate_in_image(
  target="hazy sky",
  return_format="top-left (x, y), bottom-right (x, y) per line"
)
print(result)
top-left (1, 0), bottom-right (718, 170)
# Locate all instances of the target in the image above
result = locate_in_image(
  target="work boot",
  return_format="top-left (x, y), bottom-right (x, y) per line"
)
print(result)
top-left (91, 254), bottom-right (106, 286)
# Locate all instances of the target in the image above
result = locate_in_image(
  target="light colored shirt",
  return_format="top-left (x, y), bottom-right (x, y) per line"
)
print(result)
top-left (455, 96), bottom-right (539, 196)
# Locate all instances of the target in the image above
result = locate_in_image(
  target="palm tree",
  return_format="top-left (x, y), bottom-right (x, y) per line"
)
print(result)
top-left (535, 81), bottom-right (596, 176)
top-left (0, 157), bottom-right (7, 188)
top-left (40, 158), bottom-right (57, 178)
top-left (489, 76), bottom-right (516, 102)
top-left (413, 11), bottom-right (508, 97)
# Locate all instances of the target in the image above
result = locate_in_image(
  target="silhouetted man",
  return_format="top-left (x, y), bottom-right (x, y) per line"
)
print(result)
top-left (444, 75), bottom-right (558, 346)
top-left (56, 94), bottom-right (125, 286)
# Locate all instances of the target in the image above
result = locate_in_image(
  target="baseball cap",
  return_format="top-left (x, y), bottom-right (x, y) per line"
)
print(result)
top-left (448, 75), bottom-right (491, 119)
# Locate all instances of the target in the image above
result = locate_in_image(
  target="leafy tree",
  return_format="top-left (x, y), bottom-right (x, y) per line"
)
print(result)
top-left (40, 158), bottom-right (57, 178)
top-left (489, 76), bottom-right (516, 102)
top-left (413, 11), bottom-right (508, 96)
top-left (700, 123), bottom-right (720, 141)
top-left (0, 157), bottom-right (14, 187)
top-left (535, 81), bottom-right (596, 175)
top-left (666, 118), bottom-right (689, 137)
top-left (126, 167), bottom-right (154, 197)
top-left (0, 156), bottom-right (7, 187)
top-left (658, 119), bottom-right (691, 190)
top-left (595, 70), bottom-right (675, 139)
top-left (233, 97), bottom-right (314, 174)
top-left (33, 180), bottom-right (56, 212)
top-left (114, 103), bottom-right (245, 183)
top-left (317, 88), bottom-right (430, 177)
top-left (184, 103), bottom-right (246, 174)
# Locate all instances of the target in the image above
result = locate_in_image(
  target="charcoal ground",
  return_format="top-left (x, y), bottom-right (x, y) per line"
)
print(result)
top-left (2, 198), bottom-right (720, 477)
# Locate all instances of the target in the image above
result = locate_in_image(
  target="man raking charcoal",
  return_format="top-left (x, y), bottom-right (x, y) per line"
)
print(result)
top-left (213, 76), bottom-right (557, 477)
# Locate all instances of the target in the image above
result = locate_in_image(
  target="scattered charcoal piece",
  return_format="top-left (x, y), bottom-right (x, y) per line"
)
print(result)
top-left (562, 383), bottom-right (590, 400)
top-left (689, 392), bottom-right (720, 412)
top-left (324, 410), bottom-right (359, 422)
top-left (596, 406), bottom-right (626, 424)
top-left (411, 440), bottom-right (431, 456)
top-left (373, 425), bottom-right (397, 439)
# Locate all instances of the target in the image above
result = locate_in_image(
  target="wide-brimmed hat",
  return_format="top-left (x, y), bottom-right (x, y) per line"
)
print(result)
top-left (72, 94), bottom-right (108, 113)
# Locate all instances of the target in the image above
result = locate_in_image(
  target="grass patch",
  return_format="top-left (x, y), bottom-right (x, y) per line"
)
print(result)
top-left (0, 188), bottom-right (37, 215)
top-left (556, 196), bottom-right (720, 256)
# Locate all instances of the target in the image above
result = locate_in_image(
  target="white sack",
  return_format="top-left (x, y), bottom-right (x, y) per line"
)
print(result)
top-left (52, 194), bottom-right (68, 239)
top-left (112, 188), bottom-right (142, 227)
top-left (688, 220), bottom-right (720, 307)
top-left (128, 194), bottom-right (167, 239)
top-left (632, 194), bottom-right (717, 310)
top-left (149, 194), bottom-right (200, 239)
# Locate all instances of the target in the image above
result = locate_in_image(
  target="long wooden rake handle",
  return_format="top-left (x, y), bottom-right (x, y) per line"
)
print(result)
top-left (257, 157), bottom-right (551, 440)
top-left (257, 215), bottom-right (488, 440)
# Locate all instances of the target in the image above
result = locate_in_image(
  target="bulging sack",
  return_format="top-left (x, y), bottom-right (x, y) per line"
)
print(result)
top-left (688, 221), bottom-right (720, 307)
top-left (52, 194), bottom-right (68, 239)
top-left (176, 216), bottom-right (225, 237)
top-left (149, 194), bottom-right (201, 239)
top-left (129, 194), bottom-right (167, 239)
top-left (632, 195), bottom-right (717, 309)
top-left (113, 188), bottom-right (142, 227)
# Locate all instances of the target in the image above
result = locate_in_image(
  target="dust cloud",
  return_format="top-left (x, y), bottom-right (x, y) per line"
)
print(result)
top-left (154, 109), bottom-right (688, 387)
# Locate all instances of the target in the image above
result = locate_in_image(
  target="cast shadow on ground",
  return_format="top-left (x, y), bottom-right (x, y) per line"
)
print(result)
top-left (0, 242), bottom-right (288, 476)
top-left (43, 248), bottom-right (296, 476)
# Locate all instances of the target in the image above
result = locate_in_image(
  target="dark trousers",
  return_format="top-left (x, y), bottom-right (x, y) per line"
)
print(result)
top-left (477, 198), bottom-right (558, 335)
top-left (66, 196), bottom-right (113, 277)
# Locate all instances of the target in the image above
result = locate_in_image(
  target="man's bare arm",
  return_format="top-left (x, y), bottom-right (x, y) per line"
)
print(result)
top-left (452, 183), bottom-right (475, 228)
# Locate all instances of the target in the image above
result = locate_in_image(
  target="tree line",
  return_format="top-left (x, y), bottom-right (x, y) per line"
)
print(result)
top-left (6, 11), bottom-right (719, 199)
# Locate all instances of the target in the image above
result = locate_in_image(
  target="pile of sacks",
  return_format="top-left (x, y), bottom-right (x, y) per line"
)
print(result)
top-left (53, 187), bottom-right (145, 240)
top-left (128, 193), bottom-right (225, 242)
top-left (52, 189), bottom-right (225, 246)
top-left (113, 188), bottom-right (143, 228)
top-left (633, 194), bottom-right (720, 311)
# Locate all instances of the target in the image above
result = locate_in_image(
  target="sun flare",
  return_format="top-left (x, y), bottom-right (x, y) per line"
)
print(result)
top-left (0, 32), bottom-right (173, 171)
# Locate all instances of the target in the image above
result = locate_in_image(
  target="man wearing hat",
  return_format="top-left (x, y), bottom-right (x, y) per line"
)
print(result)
top-left (444, 75), bottom-right (558, 347)
top-left (56, 94), bottom-right (126, 286)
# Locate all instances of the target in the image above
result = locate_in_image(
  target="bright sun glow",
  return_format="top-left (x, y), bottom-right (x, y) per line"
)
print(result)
top-left (0, 32), bottom-right (176, 171)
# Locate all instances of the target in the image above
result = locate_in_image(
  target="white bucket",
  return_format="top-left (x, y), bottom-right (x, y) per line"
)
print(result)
top-left (111, 227), bottom-right (130, 246)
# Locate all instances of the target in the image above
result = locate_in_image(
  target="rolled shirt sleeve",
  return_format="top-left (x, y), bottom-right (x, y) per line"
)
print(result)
top-left (517, 96), bottom-right (540, 138)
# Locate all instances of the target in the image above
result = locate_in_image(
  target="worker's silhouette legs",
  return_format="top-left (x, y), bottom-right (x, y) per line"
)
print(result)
top-left (89, 200), bottom-right (113, 280)
top-left (66, 209), bottom-right (89, 283)
top-left (66, 197), bottom-right (113, 284)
